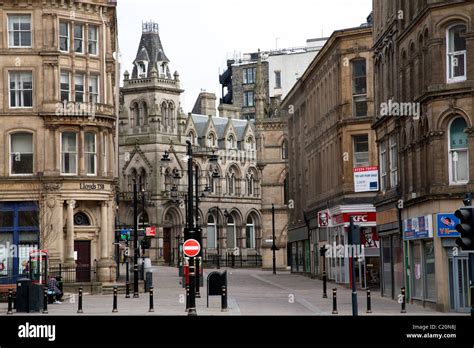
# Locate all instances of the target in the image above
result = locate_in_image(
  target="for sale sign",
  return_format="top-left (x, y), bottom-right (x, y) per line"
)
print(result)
top-left (353, 166), bottom-right (379, 192)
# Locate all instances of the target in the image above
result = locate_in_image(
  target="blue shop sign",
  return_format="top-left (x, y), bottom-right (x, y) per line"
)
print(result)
top-left (437, 214), bottom-right (460, 238)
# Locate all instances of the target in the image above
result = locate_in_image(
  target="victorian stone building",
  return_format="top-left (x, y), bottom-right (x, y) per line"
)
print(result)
top-left (283, 22), bottom-right (379, 284)
top-left (118, 22), bottom-right (262, 266)
top-left (0, 0), bottom-right (119, 283)
top-left (373, 0), bottom-right (474, 312)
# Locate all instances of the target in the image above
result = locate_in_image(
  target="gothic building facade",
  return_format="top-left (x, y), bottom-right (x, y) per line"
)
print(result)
top-left (118, 22), bottom-right (263, 266)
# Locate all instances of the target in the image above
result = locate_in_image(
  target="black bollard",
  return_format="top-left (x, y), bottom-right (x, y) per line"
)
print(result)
top-left (221, 285), bottom-right (228, 312)
top-left (12, 291), bottom-right (16, 310)
top-left (332, 288), bottom-right (338, 315)
top-left (149, 287), bottom-right (154, 313)
top-left (77, 287), bottom-right (83, 314)
top-left (43, 287), bottom-right (48, 314)
top-left (7, 288), bottom-right (13, 314)
top-left (185, 285), bottom-right (190, 312)
top-left (366, 288), bottom-right (372, 314)
top-left (322, 271), bottom-right (328, 298)
top-left (112, 287), bottom-right (118, 313)
top-left (401, 287), bottom-right (407, 313)
top-left (125, 281), bottom-right (130, 299)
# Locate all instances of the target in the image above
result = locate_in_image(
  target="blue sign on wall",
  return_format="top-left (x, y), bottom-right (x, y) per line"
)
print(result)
top-left (437, 214), bottom-right (460, 238)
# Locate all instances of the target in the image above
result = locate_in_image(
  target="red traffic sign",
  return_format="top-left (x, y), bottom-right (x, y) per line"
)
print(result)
top-left (183, 239), bottom-right (200, 257)
top-left (146, 227), bottom-right (156, 237)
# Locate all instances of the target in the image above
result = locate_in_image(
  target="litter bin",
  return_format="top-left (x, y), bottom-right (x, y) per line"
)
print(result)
top-left (29, 283), bottom-right (44, 312)
top-left (145, 272), bottom-right (153, 292)
top-left (16, 278), bottom-right (31, 313)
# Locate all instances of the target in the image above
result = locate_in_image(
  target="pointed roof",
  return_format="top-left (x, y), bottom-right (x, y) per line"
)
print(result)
top-left (132, 21), bottom-right (170, 78)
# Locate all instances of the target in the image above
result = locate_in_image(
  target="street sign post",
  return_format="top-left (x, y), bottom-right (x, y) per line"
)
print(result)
top-left (146, 227), bottom-right (156, 237)
top-left (183, 239), bottom-right (200, 258)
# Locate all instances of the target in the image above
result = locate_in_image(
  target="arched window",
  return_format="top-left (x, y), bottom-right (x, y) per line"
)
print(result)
top-left (227, 135), bottom-right (236, 149)
top-left (138, 210), bottom-right (149, 229)
top-left (246, 137), bottom-right (255, 151)
top-left (227, 169), bottom-right (235, 195)
top-left (74, 212), bottom-right (90, 226)
top-left (447, 23), bottom-right (467, 82)
top-left (226, 215), bottom-right (236, 249)
top-left (246, 215), bottom-right (255, 249)
top-left (168, 102), bottom-right (175, 131)
top-left (246, 169), bottom-right (257, 196)
top-left (161, 103), bottom-right (168, 128)
top-left (282, 139), bottom-right (289, 159)
top-left (10, 132), bottom-right (34, 175)
top-left (164, 168), bottom-right (172, 192)
top-left (138, 168), bottom-right (147, 190)
top-left (449, 117), bottom-right (469, 184)
top-left (207, 215), bottom-right (217, 249)
top-left (188, 131), bottom-right (196, 145)
top-left (208, 133), bottom-right (216, 148)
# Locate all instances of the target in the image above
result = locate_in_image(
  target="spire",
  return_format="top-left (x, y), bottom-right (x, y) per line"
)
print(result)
top-left (255, 49), bottom-right (266, 120)
top-left (132, 20), bottom-right (170, 79)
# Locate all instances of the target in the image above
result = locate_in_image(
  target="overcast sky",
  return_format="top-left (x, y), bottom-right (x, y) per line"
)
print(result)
top-left (117, 0), bottom-right (372, 112)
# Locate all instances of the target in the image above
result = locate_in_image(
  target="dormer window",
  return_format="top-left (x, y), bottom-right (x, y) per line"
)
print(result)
top-left (227, 135), bottom-right (236, 149)
top-left (208, 133), bottom-right (216, 148)
top-left (137, 61), bottom-right (148, 78)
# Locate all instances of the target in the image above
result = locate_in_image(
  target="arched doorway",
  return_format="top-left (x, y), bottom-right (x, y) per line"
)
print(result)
top-left (163, 207), bottom-right (182, 266)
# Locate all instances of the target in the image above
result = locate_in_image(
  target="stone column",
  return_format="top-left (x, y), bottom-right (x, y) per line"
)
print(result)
top-left (79, 127), bottom-right (85, 176)
top-left (99, 128), bottom-right (106, 177)
top-left (100, 201), bottom-right (108, 259)
top-left (65, 200), bottom-right (76, 265)
top-left (54, 126), bottom-right (61, 174)
top-left (108, 131), bottom-right (114, 177)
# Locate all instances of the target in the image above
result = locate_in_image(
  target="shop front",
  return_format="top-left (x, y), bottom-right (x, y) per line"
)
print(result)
top-left (403, 215), bottom-right (436, 305)
top-left (288, 225), bottom-right (310, 274)
top-left (319, 205), bottom-right (379, 288)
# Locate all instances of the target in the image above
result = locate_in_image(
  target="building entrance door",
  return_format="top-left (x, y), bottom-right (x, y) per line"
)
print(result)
top-left (449, 255), bottom-right (470, 312)
top-left (163, 228), bottom-right (171, 265)
top-left (74, 241), bottom-right (91, 282)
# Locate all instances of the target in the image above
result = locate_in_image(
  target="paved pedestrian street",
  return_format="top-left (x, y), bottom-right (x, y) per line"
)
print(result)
top-left (0, 266), bottom-right (464, 316)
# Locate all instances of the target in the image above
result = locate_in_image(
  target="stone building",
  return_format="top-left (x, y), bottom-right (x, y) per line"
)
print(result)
top-left (283, 22), bottom-right (378, 285)
top-left (0, 0), bottom-right (119, 283)
top-left (373, 0), bottom-right (474, 312)
top-left (118, 22), bottom-right (262, 266)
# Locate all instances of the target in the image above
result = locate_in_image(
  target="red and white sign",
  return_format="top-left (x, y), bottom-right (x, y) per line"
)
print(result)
top-left (318, 211), bottom-right (331, 227)
top-left (332, 212), bottom-right (376, 226)
top-left (183, 239), bottom-right (201, 257)
top-left (146, 227), bottom-right (156, 237)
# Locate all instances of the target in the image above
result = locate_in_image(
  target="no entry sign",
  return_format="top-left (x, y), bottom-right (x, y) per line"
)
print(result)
top-left (183, 239), bottom-right (200, 257)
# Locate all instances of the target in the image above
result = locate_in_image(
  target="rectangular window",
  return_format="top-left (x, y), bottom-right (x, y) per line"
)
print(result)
top-left (352, 59), bottom-right (367, 117)
top-left (389, 134), bottom-right (398, 188)
top-left (246, 225), bottom-right (255, 249)
top-left (207, 225), bottom-right (216, 249)
top-left (89, 75), bottom-right (99, 103)
top-left (75, 74), bottom-right (85, 102)
top-left (8, 15), bottom-right (31, 47)
top-left (88, 26), bottom-right (98, 55)
top-left (380, 140), bottom-right (388, 191)
top-left (61, 132), bottom-right (77, 175)
top-left (85, 132), bottom-right (96, 175)
top-left (275, 71), bottom-right (281, 89)
top-left (59, 22), bottom-right (69, 52)
top-left (74, 24), bottom-right (84, 53)
top-left (353, 135), bottom-right (369, 168)
top-left (60, 71), bottom-right (71, 102)
top-left (9, 71), bottom-right (33, 108)
top-left (243, 67), bottom-right (256, 84)
top-left (10, 132), bottom-right (33, 175)
top-left (243, 91), bottom-right (254, 107)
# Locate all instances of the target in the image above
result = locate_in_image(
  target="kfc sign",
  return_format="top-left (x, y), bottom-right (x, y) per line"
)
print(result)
top-left (332, 212), bottom-right (376, 225)
top-left (318, 211), bottom-right (331, 227)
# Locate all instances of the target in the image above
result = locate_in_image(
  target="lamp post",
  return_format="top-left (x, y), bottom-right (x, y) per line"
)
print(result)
top-left (133, 180), bottom-right (139, 298)
top-left (272, 204), bottom-right (277, 275)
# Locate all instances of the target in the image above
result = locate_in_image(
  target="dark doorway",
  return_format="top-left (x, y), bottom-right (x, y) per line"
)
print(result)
top-left (74, 241), bottom-right (91, 282)
top-left (163, 228), bottom-right (171, 265)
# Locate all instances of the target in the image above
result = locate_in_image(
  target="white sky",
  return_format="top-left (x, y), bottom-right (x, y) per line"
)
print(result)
top-left (117, 0), bottom-right (372, 112)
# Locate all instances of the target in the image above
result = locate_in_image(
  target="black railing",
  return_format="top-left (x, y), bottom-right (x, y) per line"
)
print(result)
top-left (49, 264), bottom-right (97, 283)
top-left (203, 253), bottom-right (262, 268)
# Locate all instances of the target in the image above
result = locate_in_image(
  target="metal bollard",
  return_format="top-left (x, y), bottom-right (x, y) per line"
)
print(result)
top-left (112, 287), bottom-right (118, 313)
top-left (401, 287), bottom-right (407, 313)
top-left (125, 281), bottom-right (130, 299)
top-left (43, 287), bottom-right (48, 314)
top-left (366, 288), bottom-right (372, 314)
top-left (332, 288), bottom-right (338, 314)
top-left (221, 285), bottom-right (228, 312)
top-left (12, 291), bottom-right (16, 310)
top-left (7, 288), bottom-right (13, 314)
top-left (77, 287), bottom-right (83, 314)
top-left (322, 271), bottom-right (328, 298)
top-left (185, 285), bottom-right (190, 312)
top-left (149, 287), bottom-right (154, 313)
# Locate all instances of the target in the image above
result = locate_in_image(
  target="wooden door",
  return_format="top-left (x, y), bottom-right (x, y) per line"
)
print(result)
top-left (74, 241), bottom-right (91, 282)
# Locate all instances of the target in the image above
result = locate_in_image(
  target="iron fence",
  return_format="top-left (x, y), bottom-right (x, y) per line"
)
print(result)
top-left (203, 253), bottom-right (262, 268)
